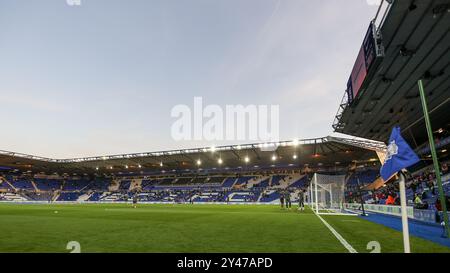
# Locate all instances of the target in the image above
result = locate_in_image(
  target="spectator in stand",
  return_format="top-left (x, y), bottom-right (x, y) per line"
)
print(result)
top-left (421, 190), bottom-right (428, 200)
top-left (435, 198), bottom-right (443, 221)
top-left (428, 180), bottom-right (436, 196)
top-left (414, 194), bottom-right (422, 206)
top-left (373, 193), bottom-right (379, 204)
top-left (393, 193), bottom-right (400, 206)
top-left (442, 163), bottom-right (448, 175)
top-left (386, 194), bottom-right (395, 205)
top-left (413, 193), bottom-right (428, 209)
top-left (410, 181), bottom-right (417, 194)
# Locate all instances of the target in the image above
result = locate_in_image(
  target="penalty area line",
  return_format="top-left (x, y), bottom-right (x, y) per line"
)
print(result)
top-left (314, 212), bottom-right (358, 253)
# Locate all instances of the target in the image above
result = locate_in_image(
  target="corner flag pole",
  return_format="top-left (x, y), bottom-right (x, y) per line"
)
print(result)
top-left (398, 172), bottom-right (410, 253)
top-left (314, 175), bottom-right (319, 214)
top-left (418, 79), bottom-right (450, 238)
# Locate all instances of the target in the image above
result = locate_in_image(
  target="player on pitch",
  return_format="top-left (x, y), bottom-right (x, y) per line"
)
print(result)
top-left (298, 190), bottom-right (305, 212)
top-left (132, 194), bottom-right (138, 208)
top-left (285, 190), bottom-right (292, 210)
top-left (279, 190), bottom-right (285, 209)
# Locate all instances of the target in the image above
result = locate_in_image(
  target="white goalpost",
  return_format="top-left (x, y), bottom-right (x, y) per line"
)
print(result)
top-left (309, 173), bottom-right (356, 216)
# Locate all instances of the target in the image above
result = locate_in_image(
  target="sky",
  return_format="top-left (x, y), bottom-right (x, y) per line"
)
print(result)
top-left (0, 0), bottom-right (379, 158)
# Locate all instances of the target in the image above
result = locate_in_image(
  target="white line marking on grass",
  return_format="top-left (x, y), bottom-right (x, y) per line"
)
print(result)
top-left (315, 213), bottom-right (358, 253)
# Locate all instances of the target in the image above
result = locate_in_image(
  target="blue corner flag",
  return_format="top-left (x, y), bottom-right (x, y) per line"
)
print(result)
top-left (380, 126), bottom-right (420, 181)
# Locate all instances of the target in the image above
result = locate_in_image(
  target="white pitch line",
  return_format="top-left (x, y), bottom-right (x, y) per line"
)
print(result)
top-left (315, 213), bottom-right (358, 253)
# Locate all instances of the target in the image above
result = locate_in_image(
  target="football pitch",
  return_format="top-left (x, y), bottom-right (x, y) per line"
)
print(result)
top-left (0, 203), bottom-right (448, 253)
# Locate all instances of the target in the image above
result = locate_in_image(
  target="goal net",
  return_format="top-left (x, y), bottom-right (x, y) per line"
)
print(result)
top-left (309, 173), bottom-right (351, 215)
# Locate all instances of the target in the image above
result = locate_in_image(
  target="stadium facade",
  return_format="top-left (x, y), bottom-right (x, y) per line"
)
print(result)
top-left (0, 135), bottom-right (383, 203)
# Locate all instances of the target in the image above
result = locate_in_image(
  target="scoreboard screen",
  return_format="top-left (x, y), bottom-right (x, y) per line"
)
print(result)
top-left (347, 23), bottom-right (377, 104)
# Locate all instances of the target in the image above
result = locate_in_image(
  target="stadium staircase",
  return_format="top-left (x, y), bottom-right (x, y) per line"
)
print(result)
top-left (109, 180), bottom-right (120, 191)
top-left (233, 176), bottom-right (254, 188)
top-left (190, 194), bottom-right (200, 201)
top-left (270, 175), bottom-right (286, 187)
top-left (0, 176), bottom-right (16, 191)
top-left (258, 190), bottom-right (279, 203)
top-left (52, 191), bottom-right (60, 201)
top-left (129, 179), bottom-right (142, 191)
top-left (30, 180), bottom-right (39, 192)
top-left (222, 177), bottom-right (238, 188)
top-left (1, 177), bottom-right (17, 191)
top-left (77, 193), bottom-right (92, 202)
top-left (246, 176), bottom-right (269, 189)
top-left (118, 179), bottom-right (132, 191)
top-left (272, 173), bottom-right (303, 189)
top-left (289, 175), bottom-right (309, 188)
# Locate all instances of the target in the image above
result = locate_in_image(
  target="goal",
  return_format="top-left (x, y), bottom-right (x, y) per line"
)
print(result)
top-left (309, 173), bottom-right (352, 215)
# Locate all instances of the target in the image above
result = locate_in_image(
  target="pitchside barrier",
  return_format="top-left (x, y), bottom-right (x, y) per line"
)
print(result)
top-left (345, 203), bottom-right (414, 218)
top-left (344, 203), bottom-right (450, 225)
top-left (0, 200), bottom-right (283, 206)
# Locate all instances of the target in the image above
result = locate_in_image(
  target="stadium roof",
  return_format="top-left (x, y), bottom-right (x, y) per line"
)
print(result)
top-left (333, 0), bottom-right (450, 146)
top-left (0, 136), bottom-right (384, 176)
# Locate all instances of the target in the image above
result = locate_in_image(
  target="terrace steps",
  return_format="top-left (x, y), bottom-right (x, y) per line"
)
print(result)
top-left (272, 173), bottom-right (303, 189)
top-left (246, 176), bottom-right (269, 189)
top-left (129, 179), bottom-right (142, 191)
top-left (53, 192), bottom-right (60, 201)
top-left (30, 180), bottom-right (39, 192)
top-left (0, 177), bottom-right (16, 191)
top-left (77, 193), bottom-right (91, 202)
top-left (221, 177), bottom-right (238, 188)
top-left (3, 178), bottom-right (17, 191)
top-left (109, 180), bottom-right (120, 191)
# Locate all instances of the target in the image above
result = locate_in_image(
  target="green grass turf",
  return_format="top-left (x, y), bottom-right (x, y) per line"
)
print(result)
top-left (0, 203), bottom-right (448, 253)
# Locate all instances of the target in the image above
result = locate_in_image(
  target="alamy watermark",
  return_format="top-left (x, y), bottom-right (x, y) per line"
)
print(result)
top-left (367, 241), bottom-right (381, 253)
top-left (366, 0), bottom-right (381, 6)
top-left (66, 0), bottom-right (81, 6)
top-left (171, 97), bottom-right (279, 143)
top-left (66, 241), bottom-right (81, 253)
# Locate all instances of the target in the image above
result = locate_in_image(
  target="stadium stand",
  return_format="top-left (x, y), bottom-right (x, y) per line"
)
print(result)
top-left (0, 179), bottom-right (13, 190)
top-left (57, 192), bottom-right (82, 201)
top-left (1, 161), bottom-right (449, 207)
top-left (9, 178), bottom-right (35, 191)
top-left (174, 177), bottom-right (193, 185)
top-left (87, 192), bottom-right (103, 201)
top-left (259, 190), bottom-right (280, 203)
top-left (63, 179), bottom-right (91, 191)
top-left (85, 178), bottom-right (111, 191)
top-left (34, 178), bottom-right (62, 191)
top-left (23, 191), bottom-right (54, 201)
top-left (222, 177), bottom-right (237, 188)
top-left (158, 178), bottom-right (175, 185)
top-left (206, 176), bottom-right (226, 184)
top-left (119, 180), bottom-right (132, 191)
top-left (141, 179), bottom-right (158, 190)
top-left (234, 176), bottom-right (254, 186)
top-left (271, 175), bottom-right (286, 186)
top-left (286, 175), bottom-right (307, 188)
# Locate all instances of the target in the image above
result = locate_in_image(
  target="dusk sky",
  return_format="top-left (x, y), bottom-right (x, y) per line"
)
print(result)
top-left (0, 0), bottom-right (379, 158)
